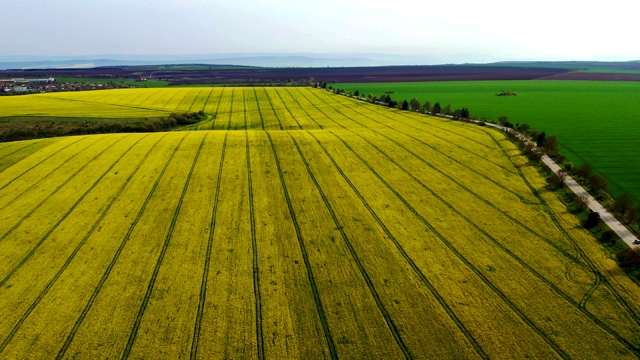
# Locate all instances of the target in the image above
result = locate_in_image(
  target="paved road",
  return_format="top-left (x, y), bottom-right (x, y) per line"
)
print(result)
top-left (337, 94), bottom-right (640, 249)
top-left (482, 121), bottom-right (640, 248)
top-left (541, 155), bottom-right (640, 248)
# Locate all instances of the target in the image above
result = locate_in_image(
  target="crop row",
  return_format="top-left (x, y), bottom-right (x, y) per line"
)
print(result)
top-left (2, 88), bottom-right (640, 358)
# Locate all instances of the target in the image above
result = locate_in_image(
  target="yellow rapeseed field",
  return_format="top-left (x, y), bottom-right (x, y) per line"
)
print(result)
top-left (1, 87), bottom-right (640, 358)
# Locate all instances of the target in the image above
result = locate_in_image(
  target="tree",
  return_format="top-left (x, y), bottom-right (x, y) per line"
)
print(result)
top-left (585, 210), bottom-right (601, 229)
top-left (617, 248), bottom-right (640, 269)
top-left (442, 104), bottom-right (451, 115)
top-left (548, 172), bottom-right (565, 189)
top-left (422, 101), bottom-right (431, 113)
top-left (543, 135), bottom-right (559, 155)
top-left (589, 174), bottom-right (609, 194)
top-left (536, 131), bottom-right (546, 147)
top-left (498, 116), bottom-right (509, 126)
top-left (627, 206), bottom-right (640, 226)
top-left (401, 100), bottom-right (409, 110)
top-left (517, 123), bottom-right (531, 133)
top-left (460, 108), bottom-right (470, 118)
top-left (575, 194), bottom-right (590, 212)
top-left (612, 193), bottom-right (635, 217)
top-left (409, 98), bottom-right (421, 111)
top-left (432, 102), bottom-right (441, 114)
top-left (575, 163), bottom-right (593, 179)
top-left (354, 89), bottom-right (360, 97)
top-left (601, 229), bottom-right (616, 244)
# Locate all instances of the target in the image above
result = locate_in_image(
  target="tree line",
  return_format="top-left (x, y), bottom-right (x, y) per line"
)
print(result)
top-left (0, 111), bottom-right (207, 142)
top-left (318, 82), bottom-right (640, 277)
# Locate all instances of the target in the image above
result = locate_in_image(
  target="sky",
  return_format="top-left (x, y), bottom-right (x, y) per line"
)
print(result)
top-left (2, 0), bottom-right (638, 64)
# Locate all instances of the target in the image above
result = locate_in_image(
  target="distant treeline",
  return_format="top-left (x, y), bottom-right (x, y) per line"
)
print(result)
top-left (0, 111), bottom-right (207, 142)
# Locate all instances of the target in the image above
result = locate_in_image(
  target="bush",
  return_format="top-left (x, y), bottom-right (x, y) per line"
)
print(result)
top-left (600, 229), bottom-right (616, 244)
top-left (618, 248), bottom-right (640, 268)
top-left (585, 210), bottom-right (601, 229)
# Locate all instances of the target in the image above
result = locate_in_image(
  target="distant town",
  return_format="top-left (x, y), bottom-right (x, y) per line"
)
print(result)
top-left (0, 78), bottom-right (143, 95)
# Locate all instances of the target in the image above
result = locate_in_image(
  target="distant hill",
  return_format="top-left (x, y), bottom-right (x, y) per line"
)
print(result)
top-left (492, 60), bottom-right (640, 71)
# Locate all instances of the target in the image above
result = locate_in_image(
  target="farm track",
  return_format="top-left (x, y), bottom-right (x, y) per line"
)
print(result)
top-left (313, 129), bottom-right (570, 357)
top-left (0, 136), bottom-right (120, 242)
top-left (3, 87), bottom-right (640, 358)
top-left (332, 129), bottom-right (638, 353)
top-left (196, 88), bottom-right (222, 130)
top-left (264, 131), bottom-right (337, 359)
top-left (121, 89), bottom-right (161, 107)
top-left (56, 134), bottom-right (188, 358)
top-left (290, 93), bottom-right (572, 355)
top-left (262, 88), bottom-right (284, 130)
top-left (0, 141), bottom-right (39, 162)
top-left (0, 134), bottom-right (162, 352)
top-left (303, 130), bottom-right (488, 359)
top-left (267, 104), bottom-right (479, 357)
top-left (273, 88), bottom-right (303, 129)
top-left (200, 88), bottom-right (215, 112)
top-left (319, 91), bottom-right (517, 174)
top-left (164, 91), bottom-right (188, 112)
top-left (122, 134), bottom-right (207, 358)
top-left (40, 94), bottom-right (168, 115)
top-left (0, 136), bottom-right (86, 192)
top-left (287, 133), bottom-right (412, 359)
top-left (253, 88), bottom-right (266, 130)
top-left (246, 130), bottom-right (265, 360)
top-left (310, 90), bottom-right (533, 202)
top-left (0, 136), bottom-right (110, 213)
top-left (227, 88), bottom-right (235, 131)
top-left (294, 90), bottom-right (640, 353)
top-left (301, 92), bottom-right (572, 257)
top-left (187, 88), bottom-right (208, 112)
top-left (190, 132), bottom-right (228, 359)
top-left (210, 88), bottom-right (224, 129)
top-left (0, 135), bottom-right (134, 285)
top-left (295, 90), bottom-right (640, 354)
top-left (280, 95), bottom-right (528, 358)
top-left (485, 130), bottom-right (640, 331)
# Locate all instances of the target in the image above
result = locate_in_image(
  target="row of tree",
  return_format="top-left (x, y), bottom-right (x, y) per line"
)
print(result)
top-left (321, 82), bottom-right (640, 278)
top-left (324, 86), bottom-right (475, 121)
top-left (322, 84), bottom-right (616, 204)
top-left (0, 111), bottom-right (208, 142)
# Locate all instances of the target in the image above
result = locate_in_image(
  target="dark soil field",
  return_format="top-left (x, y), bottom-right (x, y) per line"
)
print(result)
top-left (2, 65), bottom-right (571, 85)
top-left (543, 72), bottom-right (640, 81)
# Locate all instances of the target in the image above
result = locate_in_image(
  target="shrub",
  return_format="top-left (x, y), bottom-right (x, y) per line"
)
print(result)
top-left (601, 229), bottom-right (616, 244)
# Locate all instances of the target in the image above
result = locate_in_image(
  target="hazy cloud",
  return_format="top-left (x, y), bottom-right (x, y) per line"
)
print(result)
top-left (2, 0), bottom-right (638, 62)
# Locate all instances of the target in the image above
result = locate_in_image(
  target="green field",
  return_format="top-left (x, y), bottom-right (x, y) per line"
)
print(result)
top-left (338, 80), bottom-right (640, 202)
top-left (2, 88), bottom-right (640, 358)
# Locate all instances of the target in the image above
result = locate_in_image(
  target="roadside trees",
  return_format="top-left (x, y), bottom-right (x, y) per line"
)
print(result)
top-left (585, 210), bottom-right (601, 229)
top-left (409, 98), bottom-right (421, 111)
top-left (536, 131), bottom-right (546, 147)
top-left (612, 193), bottom-right (635, 218)
top-left (589, 174), bottom-right (609, 195)
top-left (543, 135), bottom-right (559, 155)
